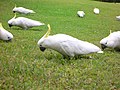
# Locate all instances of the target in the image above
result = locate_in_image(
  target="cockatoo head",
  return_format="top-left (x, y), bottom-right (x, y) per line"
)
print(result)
top-left (37, 24), bottom-right (51, 52)
top-left (100, 37), bottom-right (115, 50)
top-left (100, 37), bottom-right (108, 50)
top-left (12, 4), bottom-right (17, 13)
top-left (100, 30), bottom-right (113, 50)
top-left (8, 13), bottom-right (16, 27)
top-left (0, 23), bottom-right (13, 41)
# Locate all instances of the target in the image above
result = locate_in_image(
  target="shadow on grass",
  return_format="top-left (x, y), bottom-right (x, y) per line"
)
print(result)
top-left (38, 50), bottom-right (95, 65)
top-left (92, 0), bottom-right (120, 3)
top-left (103, 48), bottom-right (120, 53)
top-left (0, 40), bottom-right (13, 43)
top-left (8, 27), bottom-right (44, 32)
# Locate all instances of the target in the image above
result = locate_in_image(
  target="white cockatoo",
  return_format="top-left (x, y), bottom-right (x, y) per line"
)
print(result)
top-left (12, 4), bottom-right (35, 14)
top-left (77, 11), bottom-right (85, 18)
top-left (0, 23), bottom-right (13, 41)
top-left (37, 24), bottom-right (103, 59)
top-left (116, 16), bottom-right (120, 20)
top-left (8, 14), bottom-right (45, 30)
top-left (93, 8), bottom-right (100, 14)
top-left (100, 31), bottom-right (120, 51)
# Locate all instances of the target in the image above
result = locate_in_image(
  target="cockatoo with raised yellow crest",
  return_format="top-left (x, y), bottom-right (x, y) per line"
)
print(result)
top-left (0, 23), bottom-right (13, 41)
top-left (37, 24), bottom-right (103, 59)
top-left (12, 4), bottom-right (35, 14)
top-left (8, 13), bottom-right (45, 30)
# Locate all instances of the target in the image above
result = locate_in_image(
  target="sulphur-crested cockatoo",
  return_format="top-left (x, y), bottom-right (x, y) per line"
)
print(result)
top-left (116, 16), bottom-right (120, 20)
top-left (100, 31), bottom-right (120, 51)
top-left (93, 8), bottom-right (100, 14)
top-left (37, 24), bottom-right (103, 58)
top-left (8, 14), bottom-right (45, 30)
top-left (0, 23), bottom-right (13, 41)
top-left (12, 4), bottom-right (35, 14)
top-left (77, 11), bottom-right (85, 18)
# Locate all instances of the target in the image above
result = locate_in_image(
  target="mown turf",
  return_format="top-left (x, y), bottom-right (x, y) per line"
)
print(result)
top-left (0, 0), bottom-right (120, 89)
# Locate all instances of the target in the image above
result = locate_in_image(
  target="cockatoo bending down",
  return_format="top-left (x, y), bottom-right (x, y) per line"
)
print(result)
top-left (8, 14), bottom-right (45, 30)
top-left (0, 23), bottom-right (13, 41)
top-left (37, 24), bottom-right (103, 59)
top-left (93, 8), bottom-right (100, 14)
top-left (100, 31), bottom-right (120, 51)
top-left (12, 5), bottom-right (35, 14)
top-left (77, 11), bottom-right (85, 18)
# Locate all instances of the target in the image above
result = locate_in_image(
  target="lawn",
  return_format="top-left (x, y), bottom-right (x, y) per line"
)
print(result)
top-left (0, 0), bottom-right (120, 89)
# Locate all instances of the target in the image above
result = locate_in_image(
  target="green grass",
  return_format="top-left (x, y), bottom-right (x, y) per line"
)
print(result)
top-left (0, 0), bottom-right (120, 89)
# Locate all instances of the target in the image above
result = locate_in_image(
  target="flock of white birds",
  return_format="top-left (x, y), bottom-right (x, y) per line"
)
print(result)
top-left (77, 8), bottom-right (100, 18)
top-left (8, 5), bottom-right (45, 30)
top-left (0, 5), bottom-right (120, 59)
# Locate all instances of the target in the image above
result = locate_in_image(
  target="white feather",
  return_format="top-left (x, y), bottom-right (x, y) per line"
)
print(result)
top-left (116, 16), bottom-right (120, 20)
top-left (13, 6), bottom-right (35, 14)
top-left (93, 8), bottom-right (100, 14)
top-left (38, 25), bottom-right (103, 57)
top-left (77, 11), bottom-right (85, 18)
top-left (100, 31), bottom-right (120, 50)
top-left (0, 23), bottom-right (13, 41)
top-left (8, 14), bottom-right (45, 30)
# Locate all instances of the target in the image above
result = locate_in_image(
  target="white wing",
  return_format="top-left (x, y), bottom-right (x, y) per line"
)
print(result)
top-left (108, 31), bottom-right (120, 48)
top-left (61, 40), bottom-right (101, 56)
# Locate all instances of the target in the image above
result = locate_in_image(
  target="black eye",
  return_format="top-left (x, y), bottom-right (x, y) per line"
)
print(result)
top-left (8, 37), bottom-right (12, 41)
top-left (8, 37), bottom-right (10, 39)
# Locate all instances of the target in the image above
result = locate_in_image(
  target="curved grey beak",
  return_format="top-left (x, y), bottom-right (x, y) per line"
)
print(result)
top-left (101, 44), bottom-right (107, 50)
top-left (13, 11), bottom-right (16, 13)
top-left (8, 39), bottom-right (12, 42)
top-left (8, 24), bottom-right (13, 27)
top-left (5, 39), bottom-right (12, 42)
top-left (39, 45), bottom-right (46, 52)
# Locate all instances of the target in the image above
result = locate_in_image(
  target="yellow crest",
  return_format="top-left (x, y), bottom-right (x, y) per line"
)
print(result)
top-left (13, 13), bottom-right (16, 18)
top-left (0, 23), bottom-right (3, 28)
top-left (14, 4), bottom-right (17, 8)
top-left (44, 24), bottom-right (51, 38)
top-left (110, 30), bottom-right (112, 34)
